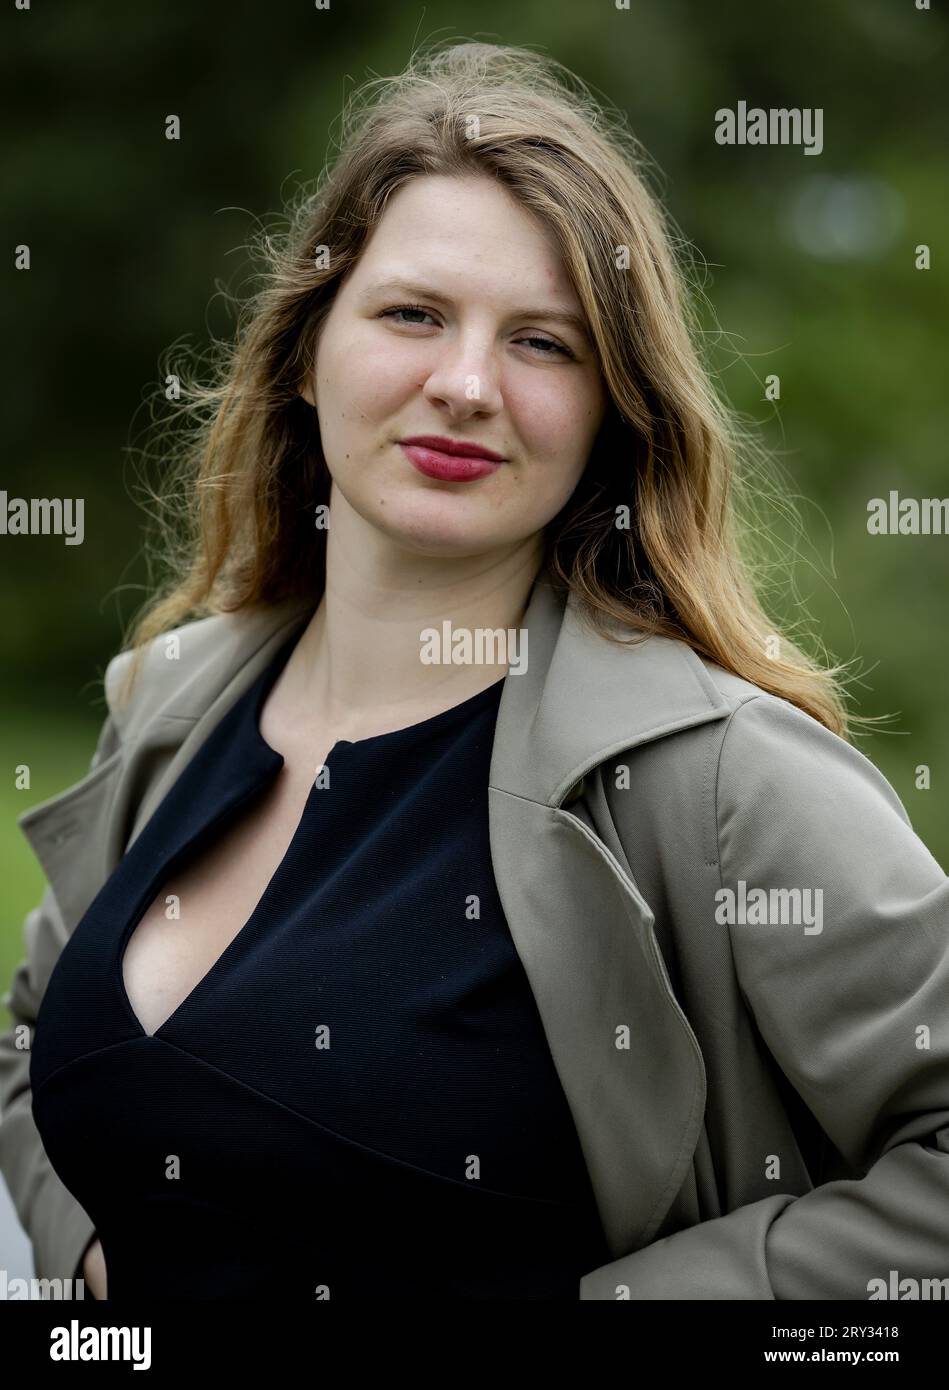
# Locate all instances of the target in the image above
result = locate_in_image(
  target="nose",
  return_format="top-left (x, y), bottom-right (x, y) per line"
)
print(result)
top-left (420, 332), bottom-right (504, 419)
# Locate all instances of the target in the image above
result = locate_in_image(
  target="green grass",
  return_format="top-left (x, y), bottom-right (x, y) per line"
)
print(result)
top-left (1, 706), bottom-right (103, 1032)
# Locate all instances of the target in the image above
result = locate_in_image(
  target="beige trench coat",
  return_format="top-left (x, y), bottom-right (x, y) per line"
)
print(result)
top-left (2, 573), bottom-right (948, 1298)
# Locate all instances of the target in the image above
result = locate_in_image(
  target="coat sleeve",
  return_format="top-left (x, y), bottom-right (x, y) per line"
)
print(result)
top-left (580, 692), bottom-right (949, 1299)
top-left (0, 704), bottom-right (122, 1284)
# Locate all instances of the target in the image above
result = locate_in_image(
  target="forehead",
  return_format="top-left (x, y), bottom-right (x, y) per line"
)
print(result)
top-left (348, 174), bottom-right (580, 306)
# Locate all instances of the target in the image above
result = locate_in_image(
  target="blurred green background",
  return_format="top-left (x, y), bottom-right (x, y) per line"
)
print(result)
top-left (2, 0), bottom-right (947, 1027)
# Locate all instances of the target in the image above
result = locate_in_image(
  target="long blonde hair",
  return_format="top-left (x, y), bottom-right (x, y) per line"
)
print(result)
top-left (117, 38), bottom-right (860, 736)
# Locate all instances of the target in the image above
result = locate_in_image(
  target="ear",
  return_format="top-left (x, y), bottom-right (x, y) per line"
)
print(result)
top-left (299, 377), bottom-right (316, 408)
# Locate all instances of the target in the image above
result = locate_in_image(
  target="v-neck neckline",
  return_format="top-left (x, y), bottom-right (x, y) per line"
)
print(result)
top-left (115, 630), bottom-right (304, 1040)
top-left (115, 629), bottom-right (507, 1041)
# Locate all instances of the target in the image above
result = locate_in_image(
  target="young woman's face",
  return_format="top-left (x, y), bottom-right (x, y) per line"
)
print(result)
top-left (301, 173), bottom-right (608, 559)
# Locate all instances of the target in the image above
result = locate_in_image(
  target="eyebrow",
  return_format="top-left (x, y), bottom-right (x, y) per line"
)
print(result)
top-left (363, 277), bottom-right (593, 346)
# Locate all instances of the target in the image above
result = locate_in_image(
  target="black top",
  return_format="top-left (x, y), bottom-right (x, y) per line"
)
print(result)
top-left (30, 626), bottom-right (612, 1299)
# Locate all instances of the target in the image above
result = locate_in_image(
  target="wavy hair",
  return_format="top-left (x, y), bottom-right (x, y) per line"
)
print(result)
top-left (116, 38), bottom-right (859, 736)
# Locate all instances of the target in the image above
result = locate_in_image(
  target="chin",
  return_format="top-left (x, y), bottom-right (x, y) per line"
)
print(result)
top-left (366, 492), bottom-right (506, 556)
top-left (379, 521), bottom-right (500, 559)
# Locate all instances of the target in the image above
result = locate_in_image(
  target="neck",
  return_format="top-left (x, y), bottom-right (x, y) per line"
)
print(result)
top-left (280, 489), bottom-right (546, 739)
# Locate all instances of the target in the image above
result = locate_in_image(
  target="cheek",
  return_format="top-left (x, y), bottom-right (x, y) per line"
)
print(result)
top-left (322, 328), bottom-right (420, 423)
top-left (505, 375), bottom-right (600, 476)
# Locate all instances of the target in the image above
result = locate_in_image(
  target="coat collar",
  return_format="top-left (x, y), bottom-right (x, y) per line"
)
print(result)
top-left (96, 569), bottom-right (734, 817)
top-left (488, 573), bottom-right (732, 806)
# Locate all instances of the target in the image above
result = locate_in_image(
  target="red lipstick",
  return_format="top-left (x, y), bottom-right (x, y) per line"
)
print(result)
top-left (399, 435), bottom-right (505, 483)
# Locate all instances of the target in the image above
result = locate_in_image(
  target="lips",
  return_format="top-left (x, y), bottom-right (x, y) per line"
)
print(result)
top-left (400, 435), bottom-right (505, 461)
top-left (398, 435), bottom-right (505, 483)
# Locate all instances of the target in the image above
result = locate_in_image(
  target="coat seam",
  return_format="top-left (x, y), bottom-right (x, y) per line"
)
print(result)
top-left (711, 692), bottom-right (765, 893)
top-left (488, 784), bottom-right (547, 808)
top-left (712, 693), bottom-right (769, 1024)
top-left (712, 691), bottom-right (795, 1298)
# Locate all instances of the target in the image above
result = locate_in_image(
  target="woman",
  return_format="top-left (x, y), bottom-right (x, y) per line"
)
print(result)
top-left (3, 40), bottom-right (948, 1301)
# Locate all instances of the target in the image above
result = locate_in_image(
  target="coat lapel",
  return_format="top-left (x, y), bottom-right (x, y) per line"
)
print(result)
top-left (17, 575), bottom-right (734, 1262)
top-left (122, 599), bottom-right (316, 850)
top-left (487, 578), bottom-right (732, 1257)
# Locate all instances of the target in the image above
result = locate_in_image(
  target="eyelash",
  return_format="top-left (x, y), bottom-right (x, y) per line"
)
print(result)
top-left (380, 304), bottom-right (576, 360)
